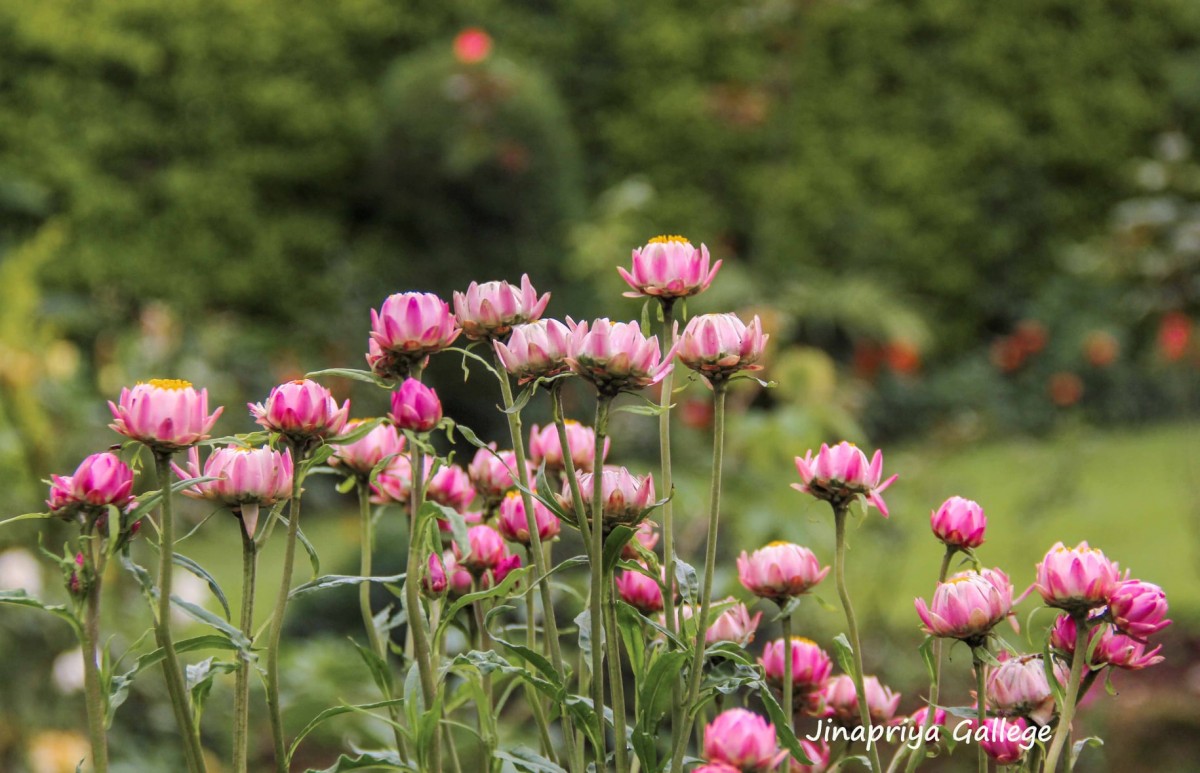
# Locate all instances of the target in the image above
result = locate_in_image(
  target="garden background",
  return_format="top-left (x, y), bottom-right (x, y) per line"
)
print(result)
top-left (1, 1), bottom-right (1198, 770)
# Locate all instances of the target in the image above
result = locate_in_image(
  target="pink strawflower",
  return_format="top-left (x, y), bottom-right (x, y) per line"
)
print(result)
top-left (760, 637), bottom-right (833, 694)
top-left (389, 379), bottom-right (443, 433)
top-left (1035, 541), bottom-right (1120, 612)
top-left (66, 453), bottom-right (135, 510)
top-left (453, 525), bottom-right (508, 574)
top-left (47, 475), bottom-right (75, 515)
top-left (1092, 627), bottom-right (1165, 670)
top-left (558, 466), bottom-right (655, 531)
top-left (1048, 612), bottom-right (1104, 657)
top-left (821, 674), bottom-right (901, 724)
top-left (915, 568), bottom-right (1014, 642)
top-left (1108, 579), bottom-right (1171, 640)
top-left (468, 446), bottom-right (530, 506)
top-left (332, 420), bottom-right (405, 475)
top-left (899, 706), bottom-right (947, 728)
top-left (493, 319), bottom-right (572, 383)
top-left (618, 235), bottom-right (721, 300)
top-left (615, 566), bottom-right (664, 614)
top-left (566, 318), bottom-right (674, 396)
top-left (442, 550), bottom-right (474, 596)
top-left (423, 553), bottom-right (448, 598)
top-left (109, 379), bottom-right (223, 451)
top-left (976, 717), bottom-right (1028, 765)
top-left (173, 445), bottom-right (293, 536)
top-left (370, 454), bottom-right (413, 504)
top-left (792, 441), bottom-right (897, 517)
top-left (496, 491), bottom-right (559, 545)
top-left (453, 27), bottom-right (492, 64)
top-left (788, 740), bottom-right (832, 773)
top-left (368, 291), bottom-right (460, 378)
top-left (249, 379), bottom-right (349, 441)
top-left (930, 496), bottom-right (987, 550)
top-left (425, 460), bottom-right (475, 512)
top-left (706, 600), bottom-right (762, 646)
top-left (621, 521), bottom-right (659, 559)
top-left (491, 552), bottom-right (522, 585)
top-left (986, 654), bottom-right (1057, 725)
top-left (528, 420), bottom-right (609, 472)
top-left (693, 764), bottom-right (741, 773)
top-left (737, 541), bottom-right (829, 601)
top-left (677, 312), bottom-right (768, 380)
top-left (703, 708), bottom-right (777, 772)
top-left (453, 274), bottom-right (550, 341)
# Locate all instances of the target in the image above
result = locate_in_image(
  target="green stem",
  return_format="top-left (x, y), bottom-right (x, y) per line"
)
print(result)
top-left (904, 547), bottom-right (956, 773)
top-left (670, 383), bottom-right (728, 773)
top-left (833, 504), bottom-right (883, 773)
top-left (233, 521), bottom-right (258, 773)
top-left (154, 452), bottom-right (207, 773)
top-left (492, 352), bottom-right (579, 770)
top-left (526, 553), bottom-right (555, 757)
top-left (404, 440), bottom-right (441, 771)
top-left (657, 301), bottom-right (682, 741)
top-left (80, 532), bottom-right (109, 773)
top-left (781, 613), bottom-right (794, 735)
top-left (589, 396), bottom-right (612, 768)
top-left (606, 575), bottom-right (630, 773)
top-left (266, 442), bottom-right (306, 773)
top-left (1042, 616), bottom-right (1087, 773)
top-left (975, 653), bottom-right (988, 773)
top-left (473, 599), bottom-right (495, 763)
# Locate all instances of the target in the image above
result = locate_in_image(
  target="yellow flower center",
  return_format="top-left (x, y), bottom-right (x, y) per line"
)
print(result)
top-left (767, 540), bottom-right (791, 547)
top-left (564, 419), bottom-right (581, 427)
top-left (648, 234), bottom-right (690, 245)
top-left (146, 378), bottom-right (193, 391)
top-left (790, 636), bottom-right (816, 645)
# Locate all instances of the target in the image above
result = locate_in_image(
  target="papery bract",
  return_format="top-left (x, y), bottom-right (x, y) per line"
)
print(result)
top-left (453, 274), bottom-right (550, 340)
top-left (528, 420), bottom-right (608, 472)
top-left (368, 291), bottom-right (459, 377)
top-left (1092, 627), bottom-right (1165, 670)
top-left (703, 708), bottom-right (777, 772)
top-left (915, 568), bottom-right (1014, 642)
top-left (760, 637), bottom-right (833, 693)
top-left (821, 674), bottom-right (901, 724)
top-left (976, 717), bottom-right (1028, 765)
top-left (788, 740), bottom-right (832, 773)
top-left (930, 495), bottom-right (987, 550)
top-left (332, 420), bottom-right (405, 475)
top-left (986, 654), bottom-right (1057, 725)
top-left (442, 551), bottom-right (474, 596)
top-left (677, 312), bottom-right (768, 380)
top-left (389, 379), bottom-right (442, 433)
top-left (705, 600), bottom-right (762, 646)
top-left (1035, 541), bottom-right (1120, 612)
top-left (67, 453), bottom-right (135, 510)
top-left (1108, 579), bottom-right (1171, 640)
top-left (558, 467), bottom-right (655, 530)
top-left (566, 318), bottom-right (674, 396)
top-left (493, 319), bottom-right (572, 383)
top-left (423, 553), bottom-right (448, 598)
top-left (425, 460), bottom-right (475, 513)
top-left (249, 379), bottom-right (349, 441)
top-left (173, 445), bottom-right (293, 507)
top-left (495, 491), bottom-right (559, 545)
top-left (618, 235), bottom-right (721, 300)
top-left (793, 441), bottom-right (897, 516)
top-left (109, 379), bottom-right (223, 451)
top-left (737, 541), bottom-right (829, 600)
top-left (453, 525), bottom-right (508, 574)
top-left (468, 447), bottom-right (529, 506)
top-left (370, 455), bottom-right (412, 505)
top-left (615, 566), bottom-right (664, 614)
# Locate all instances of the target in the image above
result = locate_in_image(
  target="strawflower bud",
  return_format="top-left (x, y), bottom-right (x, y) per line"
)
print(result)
top-left (368, 291), bottom-right (460, 378)
top-left (760, 637), bottom-right (833, 695)
top-left (615, 566), bottom-right (664, 614)
top-left (930, 495), bottom-right (986, 550)
top-left (737, 541), bottom-right (829, 601)
top-left (558, 467), bottom-right (655, 532)
top-left (706, 600), bottom-right (762, 646)
top-left (618, 235), bottom-right (721, 300)
top-left (1035, 541), bottom-right (1120, 612)
top-left (1107, 579), bottom-right (1171, 640)
top-left (793, 441), bottom-right (897, 517)
top-left (496, 491), bottom-right (559, 545)
top-left (249, 379), bottom-right (349, 441)
top-left (703, 708), bottom-right (777, 772)
top-left (493, 319), bottom-right (572, 383)
top-left (389, 378), bottom-right (443, 433)
top-left (109, 379), bottom-right (223, 451)
top-left (331, 420), bottom-right (405, 475)
top-left (468, 447), bottom-right (529, 506)
top-left (453, 274), bottom-right (550, 340)
top-left (528, 420), bottom-right (608, 472)
top-left (986, 654), bottom-right (1057, 725)
top-left (914, 568), bottom-right (1014, 643)
top-left (566, 318), bottom-right (674, 396)
top-left (677, 312), bottom-right (768, 381)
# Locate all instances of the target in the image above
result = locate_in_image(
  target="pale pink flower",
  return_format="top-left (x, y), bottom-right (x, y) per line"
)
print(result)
top-left (370, 454), bottom-right (413, 505)
top-left (389, 379), bottom-right (443, 433)
top-left (442, 550), bottom-right (474, 596)
top-left (703, 708), bottom-right (777, 771)
top-left (1092, 627), bottom-right (1165, 670)
top-left (422, 553), bottom-right (448, 598)
top-left (493, 319), bottom-right (572, 383)
top-left (914, 568), bottom-right (1014, 642)
top-left (331, 420), bottom-right (405, 475)
top-left (930, 496), bottom-right (986, 550)
top-left (47, 475), bottom-right (75, 515)
top-left (425, 460), bottom-right (475, 512)
top-left (759, 637), bottom-right (833, 694)
top-left (368, 291), bottom-right (459, 377)
top-left (986, 654), bottom-right (1057, 725)
top-left (453, 274), bottom-right (550, 340)
top-left (615, 567), bottom-right (664, 614)
top-left (496, 491), bottom-right (559, 545)
top-left (1048, 612), bottom-right (1104, 657)
top-left (618, 235), bottom-right (721, 300)
top-left (558, 466), bottom-right (655, 530)
top-left (528, 420), bottom-right (608, 472)
top-left (1108, 579), bottom-right (1171, 640)
top-left (706, 600), bottom-right (762, 646)
top-left (61, 453), bottom-right (135, 511)
top-left (677, 312), bottom-right (768, 379)
top-left (566, 318), bottom-right (674, 396)
top-left (249, 379), bottom-right (349, 441)
top-left (453, 525), bottom-right (508, 574)
top-left (173, 445), bottom-right (293, 536)
top-left (621, 521), bottom-right (660, 559)
top-left (1035, 541), bottom-right (1120, 611)
top-left (822, 674), bottom-right (901, 724)
top-left (468, 446), bottom-right (530, 506)
top-left (788, 740), bottom-right (832, 773)
top-left (737, 541), bottom-right (829, 600)
top-left (976, 717), bottom-right (1027, 765)
top-left (792, 441), bottom-right (897, 517)
top-left (109, 379), bottom-right (223, 451)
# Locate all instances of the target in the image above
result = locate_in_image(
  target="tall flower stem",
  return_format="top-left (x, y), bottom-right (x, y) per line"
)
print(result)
top-left (670, 381), bottom-right (728, 773)
top-left (232, 521), bottom-right (258, 773)
top-left (1042, 615), bottom-right (1087, 773)
top-left (781, 613), bottom-right (795, 735)
top-left (904, 547), bottom-right (956, 773)
top-left (472, 599), bottom-right (495, 762)
top-left (154, 452), bottom-right (207, 773)
top-left (974, 652), bottom-right (988, 773)
top-left (833, 504), bottom-right (883, 773)
top-left (356, 479), bottom-right (409, 758)
top-left (589, 396), bottom-right (613, 768)
top-left (80, 527), bottom-right (109, 773)
top-left (404, 439), bottom-right (441, 772)
top-left (605, 575), bottom-right (630, 773)
top-left (525, 548), bottom-right (555, 757)
top-left (657, 300), bottom-right (682, 737)
top-left (491, 351), bottom-right (579, 770)
top-left (265, 441), bottom-right (307, 773)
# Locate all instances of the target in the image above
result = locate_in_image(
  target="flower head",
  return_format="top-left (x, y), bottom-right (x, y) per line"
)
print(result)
top-left (986, 654), bottom-right (1057, 725)
top-left (370, 455), bottom-right (413, 505)
top-left (557, 467), bottom-right (655, 532)
top-left (423, 553), bottom-right (448, 598)
top-left (793, 442), bottom-right (897, 517)
top-left (331, 420), bottom-right (405, 475)
top-left (468, 447), bottom-right (530, 506)
top-left (706, 600), bottom-right (762, 646)
top-left (621, 521), bottom-right (660, 559)
top-left (528, 420), bottom-right (608, 472)
top-left (677, 313), bottom-right (768, 381)
top-left (389, 379), bottom-right (443, 433)
top-left (173, 445), bottom-right (293, 537)
top-left (249, 379), bottom-right (349, 442)
top-left (915, 568), bottom-right (1014, 643)
top-left (368, 292), bottom-right (459, 378)
top-left (493, 319), bottom-right (572, 383)
top-left (615, 566), bottom-right (664, 614)
top-left (618, 235), bottom-right (721, 300)
top-left (453, 525), bottom-right (509, 575)
top-left (930, 496), bottom-right (987, 550)
top-left (737, 542), bottom-right (829, 601)
top-left (1091, 626), bottom-right (1164, 670)
top-left (566, 319), bottom-right (674, 396)
top-left (1035, 541), bottom-right (1120, 612)
top-left (441, 551), bottom-right (474, 596)
top-left (760, 637), bottom-right (833, 696)
top-left (109, 379), bottom-right (223, 451)
top-left (703, 708), bottom-right (777, 771)
top-left (425, 460), bottom-right (475, 513)
top-left (976, 717), bottom-right (1028, 765)
top-left (1107, 579), bottom-right (1171, 640)
top-left (496, 491), bottom-right (559, 545)
top-left (453, 274), bottom-right (550, 340)
top-left (821, 674), bottom-right (901, 724)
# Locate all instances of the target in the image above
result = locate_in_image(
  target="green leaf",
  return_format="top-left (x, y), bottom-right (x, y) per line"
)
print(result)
top-left (758, 679), bottom-right (811, 764)
top-left (500, 383), bottom-right (537, 415)
top-left (186, 657), bottom-right (237, 728)
top-left (351, 638), bottom-right (394, 696)
top-left (972, 645), bottom-right (1001, 668)
top-left (288, 572), bottom-right (406, 600)
top-left (305, 367), bottom-right (392, 388)
top-left (169, 595), bottom-right (251, 652)
top-left (1070, 736), bottom-right (1104, 769)
top-left (327, 417), bottom-right (385, 446)
top-left (433, 567), bottom-right (531, 645)
top-left (0, 589), bottom-right (80, 635)
top-left (616, 601), bottom-right (647, 679)
top-left (634, 650), bottom-right (689, 765)
top-left (109, 634), bottom-right (241, 719)
top-left (494, 747), bottom-right (567, 773)
top-left (305, 750), bottom-right (412, 772)
top-left (172, 553), bottom-right (232, 621)
top-left (289, 700), bottom-right (409, 765)
top-left (674, 558), bottom-right (699, 605)
top-left (832, 633), bottom-right (857, 680)
top-left (769, 596), bottom-right (803, 622)
top-left (727, 373), bottom-right (777, 388)
top-left (601, 525), bottom-right (637, 575)
top-left (918, 636), bottom-right (937, 683)
top-left (424, 501), bottom-right (470, 561)
top-left (0, 511), bottom-right (52, 528)
top-left (293, 521), bottom-right (321, 580)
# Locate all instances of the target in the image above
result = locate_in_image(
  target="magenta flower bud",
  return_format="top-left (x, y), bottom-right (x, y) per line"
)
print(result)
top-left (986, 654), bottom-right (1056, 725)
top-left (332, 420), bottom-right (405, 475)
top-left (493, 319), bottom-right (572, 383)
top-left (621, 521), bottom-right (659, 559)
top-left (788, 740), bottom-right (832, 773)
top-left (423, 553), bottom-right (448, 599)
top-left (706, 600), bottom-right (762, 646)
top-left (249, 379), bottom-right (349, 441)
top-left (737, 541), bottom-right (830, 601)
top-left (1035, 541), bottom-right (1120, 612)
top-left (903, 706), bottom-right (947, 729)
top-left (370, 455), bottom-right (413, 504)
top-left (1092, 627), bottom-right (1165, 670)
top-left (368, 291), bottom-right (460, 377)
top-left (915, 568), bottom-right (1014, 642)
top-left (821, 674), bottom-right (901, 724)
top-left (930, 495), bottom-right (986, 550)
top-left (677, 312), bottom-right (768, 380)
top-left (703, 708), bottom-right (778, 772)
top-left (109, 379), bottom-right (223, 451)
top-left (425, 460), bottom-right (475, 512)
top-left (615, 566), bottom-right (664, 614)
top-left (454, 525), bottom-right (508, 574)
top-left (47, 475), bottom-right (75, 515)
top-left (442, 551), bottom-right (474, 596)
top-left (528, 420), bottom-right (609, 472)
top-left (173, 445), bottom-right (293, 537)
top-left (70, 453), bottom-right (135, 509)
top-left (558, 466), bottom-right (655, 531)
top-left (496, 491), bottom-right (559, 545)
top-left (976, 717), bottom-right (1028, 765)
top-left (468, 447), bottom-right (530, 505)
top-left (793, 441), bottom-right (898, 517)
top-left (491, 552), bottom-right (522, 586)
top-left (1108, 579), bottom-right (1171, 640)
top-left (453, 274), bottom-right (550, 341)
top-left (566, 318), bottom-right (675, 396)
top-left (389, 379), bottom-right (442, 433)
top-left (618, 235), bottom-right (722, 300)
top-left (760, 637), bottom-right (833, 694)
top-left (1048, 612), bottom-right (1105, 658)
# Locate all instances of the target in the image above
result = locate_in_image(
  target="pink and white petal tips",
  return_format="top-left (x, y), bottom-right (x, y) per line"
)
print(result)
top-left (793, 441), bottom-right (897, 516)
top-left (985, 654), bottom-right (1056, 725)
top-left (566, 318), bottom-right (676, 396)
top-left (1092, 627), bottom-right (1165, 670)
top-left (109, 379), bottom-right (223, 452)
top-left (496, 491), bottom-right (559, 545)
top-left (453, 274), bottom-right (550, 341)
top-left (705, 600), bottom-right (762, 646)
top-left (331, 420), bottom-right (405, 475)
top-left (171, 445), bottom-right (293, 508)
top-left (703, 708), bottom-right (778, 771)
top-left (493, 319), bottom-right (572, 383)
top-left (615, 565), bottom-right (665, 614)
top-left (558, 466), bottom-right (655, 530)
top-left (468, 446), bottom-right (531, 505)
top-left (528, 420), bottom-right (609, 472)
top-left (914, 568), bottom-right (1013, 642)
top-left (677, 312), bottom-right (769, 380)
top-left (368, 291), bottom-right (459, 377)
top-left (618, 235), bottom-right (722, 300)
top-left (759, 637), bottom-right (833, 694)
top-left (1107, 579), bottom-right (1171, 640)
top-left (389, 378), bottom-right (443, 433)
top-left (820, 674), bottom-right (900, 724)
top-left (423, 459), bottom-right (475, 512)
top-left (248, 379), bottom-right (349, 441)
top-left (737, 541), bottom-right (829, 601)
top-left (69, 453), bottom-right (135, 509)
top-left (1034, 541), bottom-right (1120, 612)
top-left (930, 495), bottom-right (987, 550)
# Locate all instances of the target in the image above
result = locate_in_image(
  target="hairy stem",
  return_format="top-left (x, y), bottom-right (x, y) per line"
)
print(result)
top-left (975, 653), bottom-right (988, 773)
top-left (1042, 615), bottom-right (1087, 773)
top-left (834, 504), bottom-right (883, 773)
top-left (404, 440), bottom-right (441, 771)
top-left (670, 382), bottom-right (728, 773)
top-left (80, 532), bottom-right (108, 773)
top-left (606, 575), bottom-right (630, 773)
top-left (657, 301), bottom-right (682, 740)
top-left (782, 613), bottom-right (794, 735)
top-left (904, 546), bottom-right (956, 773)
top-left (233, 523), bottom-right (257, 773)
top-left (589, 396), bottom-right (612, 768)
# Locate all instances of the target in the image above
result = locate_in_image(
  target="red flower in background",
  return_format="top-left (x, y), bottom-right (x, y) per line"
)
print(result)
top-left (454, 28), bottom-right (492, 64)
top-left (1158, 312), bottom-right (1192, 361)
